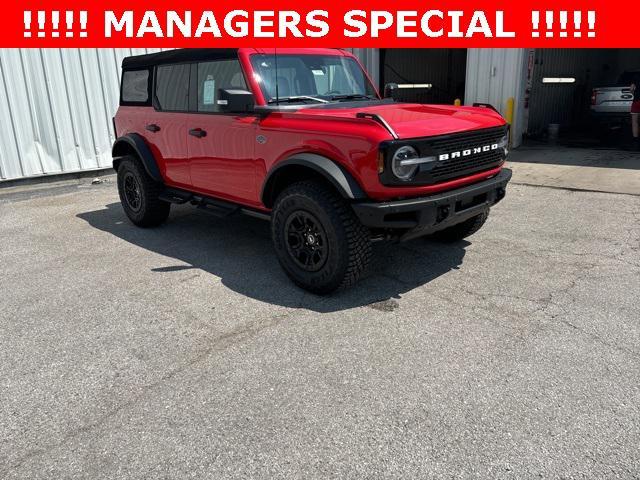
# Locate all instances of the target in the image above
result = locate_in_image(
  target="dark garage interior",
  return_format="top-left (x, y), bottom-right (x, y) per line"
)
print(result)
top-left (526, 49), bottom-right (640, 149)
top-left (378, 48), bottom-right (640, 150)
top-left (379, 48), bottom-right (467, 105)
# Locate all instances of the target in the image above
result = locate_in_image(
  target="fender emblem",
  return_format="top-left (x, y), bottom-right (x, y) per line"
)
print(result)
top-left (256, 135), bottom-right (267, 144)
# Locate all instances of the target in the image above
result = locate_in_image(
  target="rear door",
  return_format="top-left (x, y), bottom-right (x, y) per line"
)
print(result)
top-left (185, 57), bottom-right (258, 205)
top-left (117, 67), bottom-right (189, 188)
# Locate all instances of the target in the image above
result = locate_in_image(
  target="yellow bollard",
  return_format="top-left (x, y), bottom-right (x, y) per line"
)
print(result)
top-left (505, 97), bottom-right (514, 125)
top-left (454, 98), bottom-right (461, 107)
top-left (505, 97), bottom-right (515, 146)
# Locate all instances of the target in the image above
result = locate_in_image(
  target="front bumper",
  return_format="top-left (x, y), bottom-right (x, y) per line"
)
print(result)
top-left (352, 168), bottom-right (512, 241)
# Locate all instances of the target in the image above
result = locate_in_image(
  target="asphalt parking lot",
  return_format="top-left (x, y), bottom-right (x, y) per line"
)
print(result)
top-left (1, 175), bottom-right (639, 478)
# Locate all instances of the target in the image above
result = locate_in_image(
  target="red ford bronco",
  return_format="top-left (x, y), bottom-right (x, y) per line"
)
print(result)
top-left (113, 48), bottom-right (511, 293)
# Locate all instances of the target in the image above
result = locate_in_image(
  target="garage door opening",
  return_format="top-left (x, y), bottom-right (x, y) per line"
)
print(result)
top-left (380, 49), bottom-right (467, 104)
top-left (526, 48), bottom-right (640, 150)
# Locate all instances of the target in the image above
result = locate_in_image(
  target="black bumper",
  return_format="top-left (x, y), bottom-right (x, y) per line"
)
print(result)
top-left (352, 168), bottom-right (512, 241)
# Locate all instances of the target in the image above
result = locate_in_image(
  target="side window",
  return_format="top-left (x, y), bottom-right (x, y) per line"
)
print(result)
top-left (155, 64), bottom-right (190, 111)
top-left (121, 69), bottom-right (150, 104)
top-left (197, 59), bottom-right (247, 113)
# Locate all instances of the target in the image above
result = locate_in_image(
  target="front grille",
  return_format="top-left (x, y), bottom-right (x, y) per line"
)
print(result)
top-left (427, 126), bottom-right (507, 182)
top-left (380, 125), bottom-right (507, 186)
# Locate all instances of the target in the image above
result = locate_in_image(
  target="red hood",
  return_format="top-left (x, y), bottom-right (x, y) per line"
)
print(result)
top-left (298, 103), bottom-right (506, 139)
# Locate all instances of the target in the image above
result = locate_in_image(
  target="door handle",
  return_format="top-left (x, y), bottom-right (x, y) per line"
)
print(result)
top-left (189, 128), bottom-right (207, 138)
top-left (145, 123), bottom-right (160, 132)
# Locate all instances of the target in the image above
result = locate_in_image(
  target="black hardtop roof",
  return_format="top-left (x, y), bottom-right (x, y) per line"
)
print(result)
top-left (122, 48), bottom-right (239, 69)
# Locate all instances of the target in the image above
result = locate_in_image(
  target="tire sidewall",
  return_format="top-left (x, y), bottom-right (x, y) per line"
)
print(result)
top-left (272, 190), bottom-right (350, 293)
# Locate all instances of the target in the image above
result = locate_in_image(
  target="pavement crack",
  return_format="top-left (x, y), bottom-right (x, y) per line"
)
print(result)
top-left (2, 312), bottom-right (293, 476)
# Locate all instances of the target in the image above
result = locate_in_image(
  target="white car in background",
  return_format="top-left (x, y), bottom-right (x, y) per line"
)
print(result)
top-left (591, 71), bottom-right (637, 119)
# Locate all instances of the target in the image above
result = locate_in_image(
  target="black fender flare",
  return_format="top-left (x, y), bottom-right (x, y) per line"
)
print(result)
top-left (261, 153), bottom-right (367, 208)
top-left (112, 133), bottom-right (162, 182)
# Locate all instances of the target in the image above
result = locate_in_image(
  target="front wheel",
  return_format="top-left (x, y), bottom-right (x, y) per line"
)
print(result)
top-left (271, 181), bottom-right (372, 294)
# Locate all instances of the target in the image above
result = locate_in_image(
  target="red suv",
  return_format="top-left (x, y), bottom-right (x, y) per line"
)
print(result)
top-left (113, 48), bottom-right (511, 293)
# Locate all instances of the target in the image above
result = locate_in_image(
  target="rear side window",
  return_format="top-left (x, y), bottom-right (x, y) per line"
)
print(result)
top-left (155, 64), bottom-right (190, 111)
top-left (121, 69), bottom-right (150, 104)
top-left (197, 59), bottom-right (247, 113)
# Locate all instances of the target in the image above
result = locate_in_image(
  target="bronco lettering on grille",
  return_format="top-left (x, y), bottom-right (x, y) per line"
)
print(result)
top-left (438, 143), bottom-right (499, 161)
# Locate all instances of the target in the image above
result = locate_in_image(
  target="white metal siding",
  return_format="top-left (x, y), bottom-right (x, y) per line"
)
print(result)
top-left (0, 48), bottom-right (163, 181)
top-left (465, 49), bottom-right (528, 148)
top-left (347, 48), bottom-right (380, 89)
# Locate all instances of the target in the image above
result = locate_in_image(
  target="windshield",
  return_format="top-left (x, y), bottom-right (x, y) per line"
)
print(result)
top-left (249, 54), bottom-right (378, 104)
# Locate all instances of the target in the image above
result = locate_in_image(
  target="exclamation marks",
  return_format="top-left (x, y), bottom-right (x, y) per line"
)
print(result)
top-left (531, 11), bottom-right (540, 38)
top-left (531, 10), bottom-right (596, 38)
top-left (79, 11), bottom-right (87, 38)
top-left (574, 11), bottom-right (582, 37)
top-left (51, 11), bottom-right (60, 38)
top-left (545, 11), bottom-right (554, 37)
top-left (559, 11), bottom-right (568, 38)
top-left (23, 11), bottom-right (31, 37)
top-left (23, 10), bottom-right (88, 38)
top-left (66, 11), bottom-right (74, 37)
top-left (587, 11), bottom-right (596, 38)
top-left (37, 11), bottom-right (45, 38)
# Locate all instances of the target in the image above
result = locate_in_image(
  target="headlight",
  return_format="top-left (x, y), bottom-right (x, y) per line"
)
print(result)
top-left (391, 146), bottom-right (420, 181)
top-left (498, 133), bottom-right (509, 155)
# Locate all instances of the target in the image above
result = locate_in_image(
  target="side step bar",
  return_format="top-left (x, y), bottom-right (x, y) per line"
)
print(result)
top-left (159, 190), bottom-right (191, 204)
top-left (159, 188), bottom-right (270, 221)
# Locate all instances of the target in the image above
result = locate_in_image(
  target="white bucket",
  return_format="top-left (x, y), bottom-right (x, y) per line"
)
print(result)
top-left (548, 123), bottom-right (560, 142)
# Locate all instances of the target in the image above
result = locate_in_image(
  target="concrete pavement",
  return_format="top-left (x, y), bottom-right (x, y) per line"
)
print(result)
top-left (0, 173), bottom-right (639, 478)
top-left (508, 146), bottom-right (640, 195)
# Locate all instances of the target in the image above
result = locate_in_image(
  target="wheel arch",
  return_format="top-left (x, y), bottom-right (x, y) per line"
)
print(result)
top-left (261, 153), bottom-right (367, 209)
top-left (112, 133), bottom-right (162, 182)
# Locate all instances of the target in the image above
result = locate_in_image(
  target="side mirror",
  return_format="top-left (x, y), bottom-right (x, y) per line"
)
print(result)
top-left (218, 89), bottom-right (255, 113)
top-left (383, 83), bottom-right (399, 99)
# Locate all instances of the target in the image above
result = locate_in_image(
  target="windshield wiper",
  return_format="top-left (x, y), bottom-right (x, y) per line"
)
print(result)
top-left (268, 96), bottom-right (328, 105)
top-left (329, 94), bottom-right (376, 102)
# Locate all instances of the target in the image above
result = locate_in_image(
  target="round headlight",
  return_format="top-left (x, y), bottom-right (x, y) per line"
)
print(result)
top-left (391, 146), bottom-right (419, 181)
top-left (498, 133), bottom-right (509, 156)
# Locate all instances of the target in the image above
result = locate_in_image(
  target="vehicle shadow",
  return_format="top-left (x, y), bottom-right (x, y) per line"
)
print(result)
top-left (77, 203), bottom-right (468, 313)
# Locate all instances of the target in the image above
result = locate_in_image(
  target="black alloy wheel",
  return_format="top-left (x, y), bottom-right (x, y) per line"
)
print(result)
top-left (116, 156), bottom-right (171, 227)
top-left (123, 171), bottom-right (143, 212)
top-left (284, 210), bottom-right (329, 272)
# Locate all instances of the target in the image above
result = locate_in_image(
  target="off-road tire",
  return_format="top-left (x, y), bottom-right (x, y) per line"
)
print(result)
top-left (433, 209), bottom-right (489, 242)
top-left (116, 156), bottom-right (170, 227)
top-left (271, 181), bottom-right (372, 294)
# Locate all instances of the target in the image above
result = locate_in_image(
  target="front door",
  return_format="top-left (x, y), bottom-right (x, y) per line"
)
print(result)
top-left (186, 59), bottom-right (258, 206)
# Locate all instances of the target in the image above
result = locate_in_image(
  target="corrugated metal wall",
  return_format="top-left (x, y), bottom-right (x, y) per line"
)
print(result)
top-left (347, 48), bottom-right (380, 88)
top-left (0, 48), bottom-right (163, 181)
top-left (465, 49), bottom-right (528, 148)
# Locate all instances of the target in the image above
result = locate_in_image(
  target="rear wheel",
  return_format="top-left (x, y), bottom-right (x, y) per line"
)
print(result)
top-left (116, 156), bottom-right (170, 227)
top-left (433, 209), bottom-right (489, 242)
top-left (271, 181), bottom-right (372, 294)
